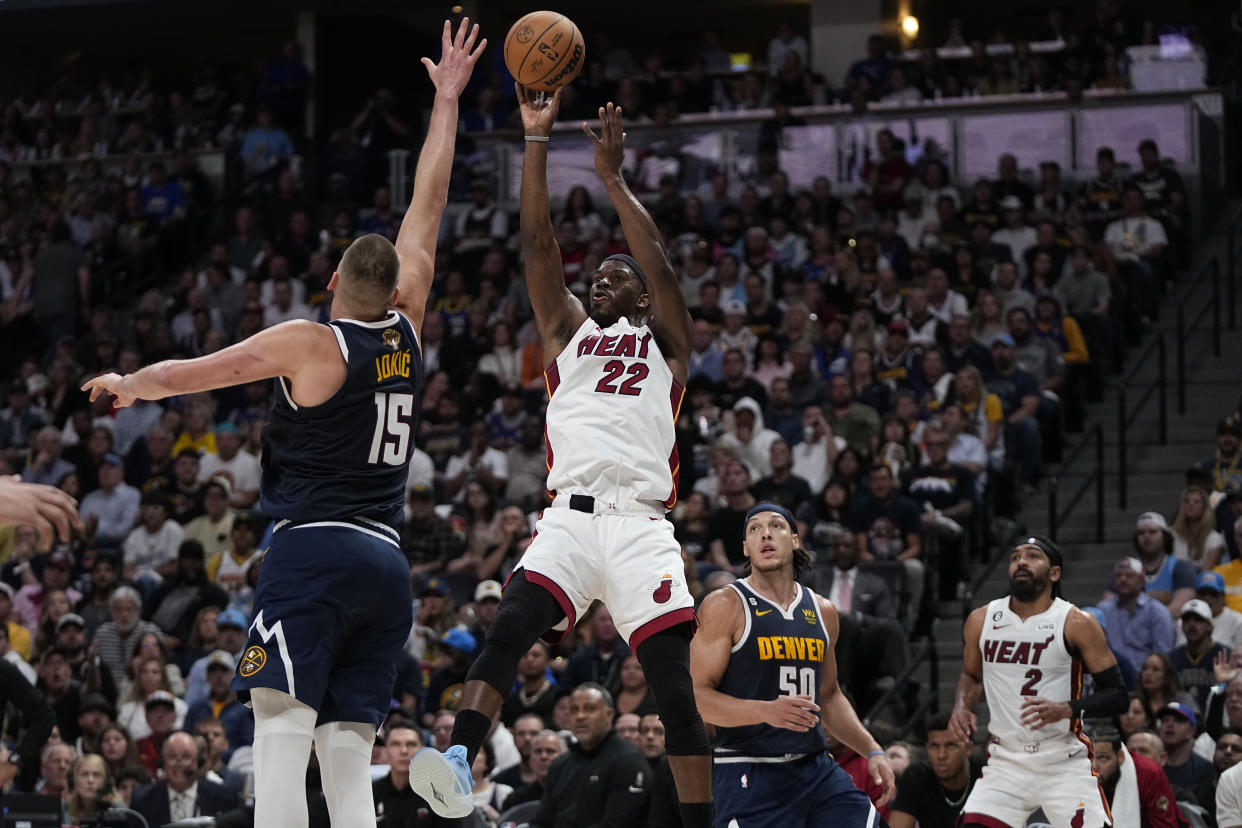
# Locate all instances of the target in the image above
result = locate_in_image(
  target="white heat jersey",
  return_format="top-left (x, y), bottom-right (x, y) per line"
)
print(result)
top-left (544, 316), bottom-right (683, 508)
top-left (979, 596), bottom-right (1081, 742)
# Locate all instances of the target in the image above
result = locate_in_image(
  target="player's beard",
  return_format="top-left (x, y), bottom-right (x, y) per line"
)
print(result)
top-left (1009, 570), bottom-right (1048, 602)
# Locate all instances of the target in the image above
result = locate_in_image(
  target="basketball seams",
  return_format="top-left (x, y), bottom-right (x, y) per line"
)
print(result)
top-left (516, 14), bottom-right (564, 86)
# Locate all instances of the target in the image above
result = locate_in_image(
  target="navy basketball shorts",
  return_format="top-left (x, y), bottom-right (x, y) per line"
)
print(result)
top-left (231, 519), bottom-right (413, 727)
top-left (712, 752), bottom-right (885, 828)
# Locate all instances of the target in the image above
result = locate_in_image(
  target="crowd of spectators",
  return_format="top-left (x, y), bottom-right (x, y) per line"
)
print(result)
top-left (454, 1), bottom-right (1186, 134)
top-left (0, 10), bottom-right (1219, 827)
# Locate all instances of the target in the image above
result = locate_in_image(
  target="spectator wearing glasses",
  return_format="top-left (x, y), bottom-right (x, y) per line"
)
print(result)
top-left (1197, 727), bottom-right (1242, 815)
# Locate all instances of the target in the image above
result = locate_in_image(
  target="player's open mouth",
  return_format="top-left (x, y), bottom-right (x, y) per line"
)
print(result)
top-left (591, 291), bottom-right (609, 304)
top-left (760, 544), bottom-right (776, 555)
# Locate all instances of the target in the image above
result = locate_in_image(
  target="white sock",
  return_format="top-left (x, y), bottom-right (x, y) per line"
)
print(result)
top-left (251, 688), bottom-right (317, 828)
top-left (314, 720), bottom-right (378, 828)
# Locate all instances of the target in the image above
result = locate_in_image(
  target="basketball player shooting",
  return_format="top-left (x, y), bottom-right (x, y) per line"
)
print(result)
top-left (950, 536), bottom-right (1128, 828)
top-left (81, 18), bottom-right (484, 828)
top-left (410, 92), bottom-right (714, 826)
top-left (691, 503), bottom-right (894, 827)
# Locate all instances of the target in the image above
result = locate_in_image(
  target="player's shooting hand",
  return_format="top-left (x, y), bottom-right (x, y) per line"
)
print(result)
top-left (0, 475), bottom-right (83, 549)
top-left (582, 102), bottom-right (626, 181)
top-left (947, 705), bottom-right (976, 744)
top-left (1019, 696), bottom-right (1072, 729)
top-left (868, 752), bottom-right (897, 809)
top-left (516, 84), bottom-right (563, 137)
top-left (763, 694), bottom-right (821, 732)
top-left (81, 372), bottom-right (136, 409)
top-left (422, 18), bottom-right (486, 100)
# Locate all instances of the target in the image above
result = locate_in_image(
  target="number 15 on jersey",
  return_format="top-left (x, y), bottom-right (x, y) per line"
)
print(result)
top-left (368, 391), bottom-right (414, 466)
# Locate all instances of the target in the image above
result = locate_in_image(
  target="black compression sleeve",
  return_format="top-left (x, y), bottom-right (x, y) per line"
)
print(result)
top-left (1068, 664), bottom-right (1128, 719)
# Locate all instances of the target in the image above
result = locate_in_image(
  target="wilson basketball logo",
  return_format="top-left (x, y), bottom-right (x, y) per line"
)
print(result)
top-left (239, 646), bottom-right (267, 677)
top-left (647, 573), bottom-right (680, 604)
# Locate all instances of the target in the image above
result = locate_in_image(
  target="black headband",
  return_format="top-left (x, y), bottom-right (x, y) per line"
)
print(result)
top-left (602, 253), bottom-right (647, 291)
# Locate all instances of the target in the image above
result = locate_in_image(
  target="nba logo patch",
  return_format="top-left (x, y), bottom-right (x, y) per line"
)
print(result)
top-left (740, 774), bottom-right (748, 789)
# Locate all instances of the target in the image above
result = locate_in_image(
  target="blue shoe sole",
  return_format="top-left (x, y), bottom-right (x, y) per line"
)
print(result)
top-left (409, 748), bottom-right (474, 818)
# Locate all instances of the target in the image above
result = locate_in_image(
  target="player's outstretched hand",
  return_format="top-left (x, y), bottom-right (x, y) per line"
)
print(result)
top-left (947, 705), bottom-right (976, 744)
top-left (868, 751), bottom-right (897, 809)
top-left (516, 84), bottom-right (563, 138)
top-left (422, 17), bottom-right (486, 100)
top-left (1215, 648), bottom-right (1239, 685)
top-left (81, 372), bottom-right (135, 409)
top-left (582, 102), bottom-right (626, 181)
top-left (1019, 696), bottom-right (1072, 730)
top-left (0, 475), bottom-right (83, 549)
top-left (763, 694), bottom-right (820, 732)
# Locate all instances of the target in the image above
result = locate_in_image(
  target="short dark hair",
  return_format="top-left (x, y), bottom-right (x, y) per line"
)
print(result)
top-left (1090, 725), bottom-right (1122, 751)
top-left (338, 234), bottom-right (400, 312)
top-left (924, 711), bottom-right (952, 735)
top-left (573, 681), bottom-right (615, 709)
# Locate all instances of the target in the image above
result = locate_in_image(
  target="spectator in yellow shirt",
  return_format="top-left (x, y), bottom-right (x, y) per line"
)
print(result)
top-left (1217, 516), bottom-right (1242, 613)
top-left (169, 400), bottom-right (217, 458)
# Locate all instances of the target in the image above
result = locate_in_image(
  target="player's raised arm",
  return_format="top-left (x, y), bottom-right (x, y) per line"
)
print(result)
top-left (583, 103), bottom-right (692, 380)
top-left (517, 84), bottom-right (587, 359)
top-left (1020, 607), bottom-right (1128, 731)
top-left (689, 587), bottom-right (821, 731)
top-left (81, 320), bottom-right (340, 409)
top-left (393, 18), bottom-right (486, 335)
top-left (814, 596), bottom-right (895, 808)
top-left (949, 606), bottom-right (986, 744)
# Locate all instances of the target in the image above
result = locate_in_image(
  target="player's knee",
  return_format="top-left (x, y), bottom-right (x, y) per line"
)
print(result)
top-left (635, 626), bottom-right (709, 756)
top-left (469, 572), bottom-right (564, 692)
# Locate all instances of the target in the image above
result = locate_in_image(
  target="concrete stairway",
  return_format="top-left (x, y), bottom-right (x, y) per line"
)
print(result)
top-left (905, 220), bottom-right (1242, 733)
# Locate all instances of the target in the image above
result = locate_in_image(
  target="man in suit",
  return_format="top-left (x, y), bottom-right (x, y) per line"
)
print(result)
top-left (131, 730), bottom-right (240, 825)
top-left (804, 527), bottom-right (907, 709)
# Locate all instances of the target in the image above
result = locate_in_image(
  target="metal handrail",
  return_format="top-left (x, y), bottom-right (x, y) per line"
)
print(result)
top-left (862, 637), bottom-right (934, 729)
top-left (1116, 334), bottom-right (1168, 509)
top-left (1228, 206), bottom-right (1241, 331)
top-left (1175, 256), bottom-right (1223, 414)
top-left (1047, 424), bottom-right (1105, 544)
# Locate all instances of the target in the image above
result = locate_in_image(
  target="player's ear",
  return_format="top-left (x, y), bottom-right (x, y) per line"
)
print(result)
top-left (390, 285), bottom-right (402, 307)
top-left (327, 271), bottom-right (340, 291)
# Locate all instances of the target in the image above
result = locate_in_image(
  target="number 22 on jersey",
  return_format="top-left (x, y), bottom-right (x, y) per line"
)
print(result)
top-left (368, 391), bottom-right (413, 466)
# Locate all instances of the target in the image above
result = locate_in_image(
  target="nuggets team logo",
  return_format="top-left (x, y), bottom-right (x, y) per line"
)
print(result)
top-left (383, 328), bottom-right (401, 350)
top-left (802, 608), bottom-right (818, 625)
top-left (515, 24), bottom-right (535, 43)
top-left (1070, 803), bottom-right (1085, 828)
top-left (239, 646), bottom-right (267, 677)
top-left (647, 573), bottom-right (680, 604)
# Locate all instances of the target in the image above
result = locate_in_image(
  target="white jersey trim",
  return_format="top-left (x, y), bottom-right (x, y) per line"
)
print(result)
top-left (335, 310), bottom-right (401, 329)
top-left (329, 324), bottom-right (350, 362)
top-left (727, 583), bottom-right (754, 654)
top-left (284, 520), bottom-right (400, 549)
top-left (277, 376), bottom-right (298, 411)
top-left (741, 578), bottom-right (803, 621)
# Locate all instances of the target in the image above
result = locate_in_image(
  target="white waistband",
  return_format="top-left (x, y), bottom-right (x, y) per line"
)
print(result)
top-left (713, 751), bottom-right (814, 764)
top-left (987, 733), bottom-right (1067, 753)
top-left (273, 517), bottom-right (400, 548)
top-left (550, 493), bottom-right (667, 518)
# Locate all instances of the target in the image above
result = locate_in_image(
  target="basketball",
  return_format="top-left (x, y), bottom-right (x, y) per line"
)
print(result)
top-left (503, 10), bottom-right (585, 91)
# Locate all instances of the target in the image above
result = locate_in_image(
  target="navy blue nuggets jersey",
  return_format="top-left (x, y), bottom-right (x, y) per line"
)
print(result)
top-left (260, 311), bottom-right (422, 531)
top-left (714, 579), bottom-right (830, 758)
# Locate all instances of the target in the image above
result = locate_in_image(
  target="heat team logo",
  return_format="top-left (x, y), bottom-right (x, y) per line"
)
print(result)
top-left (239, 646), bottom-right (267, 677)
top-left (647, 573), bottom-right (681, 604)
top-left (1070, 803), bottom-right (1085, 827)
top-left (382, 328), bottom-right (401, 350)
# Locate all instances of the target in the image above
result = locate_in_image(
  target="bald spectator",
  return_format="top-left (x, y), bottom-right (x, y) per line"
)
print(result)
top-left (505, 730), bottom-right (567, 810)
top-left (131, 729), bottom-right (238, 824)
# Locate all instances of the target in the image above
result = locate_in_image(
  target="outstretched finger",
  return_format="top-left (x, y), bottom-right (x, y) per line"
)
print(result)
top-left (469, 35), bottom-right (488, 61)
top-left (454, 16), bottom-right (469, 49)
top-left (463, 22), bottom-right (480, 53)
top-left (581, 122), bottom-right (600, 143)
top-left (441, 19), bottom-right (452, 51)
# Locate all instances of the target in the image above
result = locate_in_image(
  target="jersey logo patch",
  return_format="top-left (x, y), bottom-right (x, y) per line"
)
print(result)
top-left (740, 773), bottom-right (748, 789)
top-left (802, 608), bottom-right (817, 624)
top-left (1070, 803), bottom-right (1085, 828)
top-left (383, 328), bottom-right (401, 350)
top-left (648, 573), bottom-right (679, 604)
top-left (755, 609), bottom-right (772, 617)
top-left (239, 646), bottom-right (267, 677)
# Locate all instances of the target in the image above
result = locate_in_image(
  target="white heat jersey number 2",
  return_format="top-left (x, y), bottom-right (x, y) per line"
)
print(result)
top-left (368, 391), bottom-right (413, 466)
